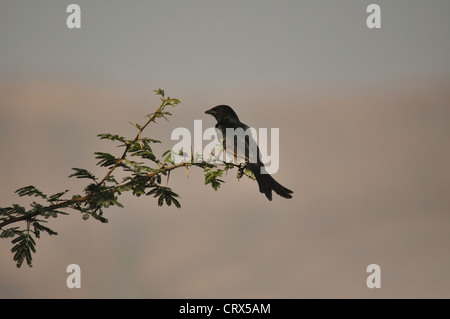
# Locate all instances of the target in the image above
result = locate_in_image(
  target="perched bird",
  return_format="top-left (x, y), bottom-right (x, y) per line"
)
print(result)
top-left (205, 105), bottom-right (293, 201)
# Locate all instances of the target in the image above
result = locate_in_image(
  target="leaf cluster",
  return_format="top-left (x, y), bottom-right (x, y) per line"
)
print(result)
top-left (0, 89), bottom-right (253, 268)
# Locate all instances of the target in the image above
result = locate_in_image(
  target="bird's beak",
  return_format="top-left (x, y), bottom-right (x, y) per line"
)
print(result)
top-left (205, 108), bottom-right (215, 115)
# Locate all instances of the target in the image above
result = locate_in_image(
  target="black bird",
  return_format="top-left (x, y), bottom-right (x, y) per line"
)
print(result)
top-left (205, 105), bottom-right (293, 201)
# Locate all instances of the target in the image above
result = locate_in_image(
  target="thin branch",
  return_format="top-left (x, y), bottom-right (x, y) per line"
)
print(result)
top-left (0, 96), bottom-right (176, 230)
top-left (0, 162), bottom-right (196, 229)
top-left (0, 195), bottom-right (88, 229)
top-left (97, 108), bottom-right (163, 187)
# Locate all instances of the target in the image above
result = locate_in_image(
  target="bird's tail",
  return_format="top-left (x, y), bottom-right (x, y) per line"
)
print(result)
top-left (251, 166), bottom-right (293, 201)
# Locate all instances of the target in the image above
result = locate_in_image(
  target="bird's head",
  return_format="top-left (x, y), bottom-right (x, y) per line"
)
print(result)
top-left (205, 105), bottom-right (239, 123)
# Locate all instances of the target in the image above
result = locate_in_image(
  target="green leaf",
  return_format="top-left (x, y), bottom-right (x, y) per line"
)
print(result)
top-left (0, 206), bottom-right (15, 217)
top-left (12, 204), bottom-right (27, 215)
top-left (84, 182), bottom-right (100, 194)
top-left (97, 133), bottom-right (127, 144)
top-left (1, 228), bottom-right (21, 238)
top-left (140, 137), bottom-right (161, 144)
top-left (15, 186), bottom-right (47, 199)
top-left (204, 168), bottom-right (224, 191)
top-left (172, 197), bottom-right (181, 208)
top-left (163, 150), bottom-right (175, 164)
top-left (94, 152), bottom-right (120, 168)
top-left (146, 185), bottom-right (181, 208)
top-left (33, 221), bottom-right (58, 237)
top-left (237, 167), bottom-right (255, 181)
top-left (91, 212), bottom-right (108, 223)
top-left (11, 234), bottom-right (36, 268)
top-left (69, 168), bottom-right (97, 181)
top-left (48, 190), bottom-right (70, 202)
top-left (154, 89), bottom-right (165, 97)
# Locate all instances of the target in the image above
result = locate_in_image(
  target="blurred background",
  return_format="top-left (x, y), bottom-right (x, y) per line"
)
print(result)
top-left (0, 0), bottom-right (449, 298)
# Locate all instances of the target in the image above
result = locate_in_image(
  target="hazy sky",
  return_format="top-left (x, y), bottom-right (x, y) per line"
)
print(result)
top-left (1, 0), bottom-right (449, 86)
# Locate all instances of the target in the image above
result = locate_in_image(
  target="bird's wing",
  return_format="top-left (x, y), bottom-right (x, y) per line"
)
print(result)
top-left (222, 122), bottom-right (261, 165)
